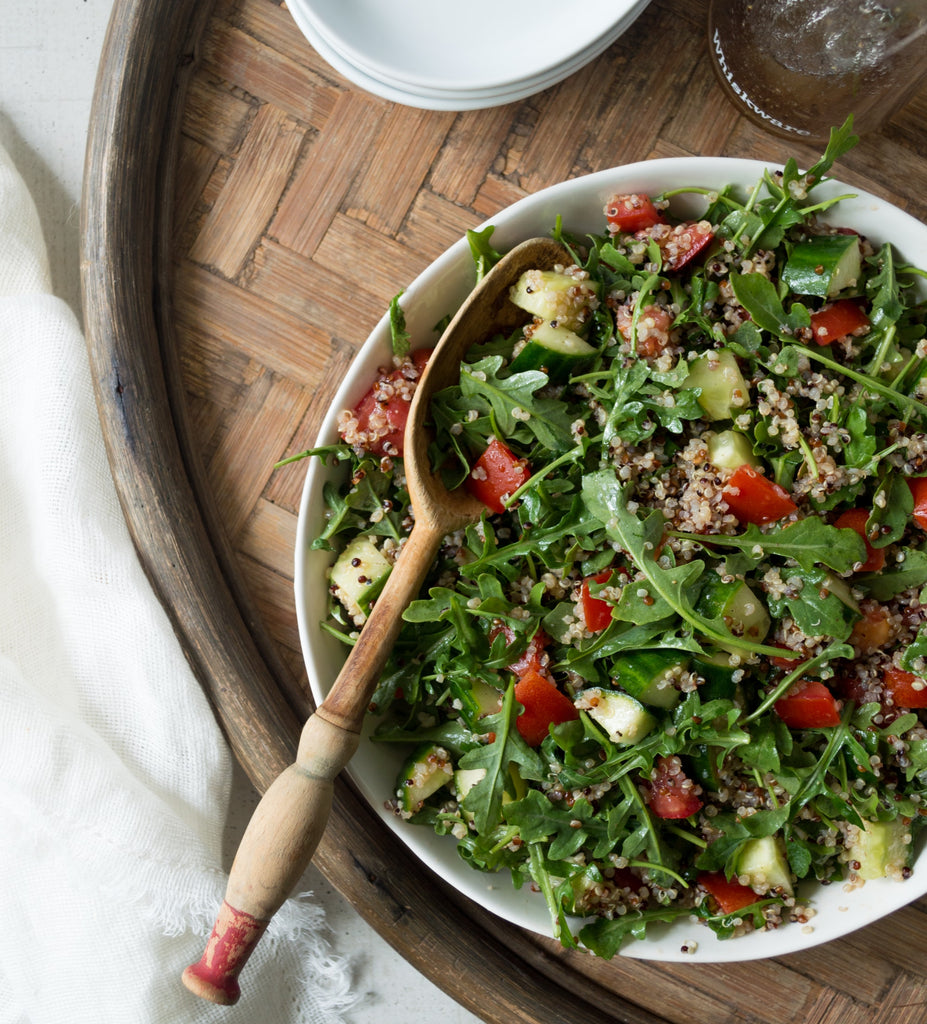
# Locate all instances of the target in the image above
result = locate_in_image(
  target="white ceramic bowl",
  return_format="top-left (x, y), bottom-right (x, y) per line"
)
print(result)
top-left (295, 156), bottom-right (927, 962)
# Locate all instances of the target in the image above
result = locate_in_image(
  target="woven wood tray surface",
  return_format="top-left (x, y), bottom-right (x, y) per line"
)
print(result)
top-left (81, 0), bottom-right (927, 1020)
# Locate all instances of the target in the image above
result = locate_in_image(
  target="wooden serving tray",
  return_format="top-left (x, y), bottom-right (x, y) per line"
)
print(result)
top-left (81, 0), bottom-right (927, 1019)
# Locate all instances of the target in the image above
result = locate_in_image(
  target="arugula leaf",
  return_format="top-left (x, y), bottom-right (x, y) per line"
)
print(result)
top-left (672, 517), bottom-right (866, 575)
top-left (736, 715), bottom-right (787, 774)
top-left (842, 404), bottom-right (877, 470)
top-left (787, 704), bottom-right (865, 826)
top-left (729, 271), bottom-right (811, 339)
top-left (782, 337), bottom-right (927, 424)
top-left (459, 355), bottom-right (575, 452)
top-left (460, 492), bottom-right (600, 579)
top-left (504, 791), bottom-right (613, 860)
top-left (900, 623), bottom-right (927, 672)
top-left (730, 120), bottom-right (857, 257)
top-left (859, 546), bottom-right (927, 601)
top-left (388, 293), bottom-right (411, 359)
top-left (804, 116), bottom-right (860, 183)
top-left (578, 905), bottom-right (690, 959)
top-left (598, 241), bottom-right (638, 276)
top-left (866, 242), bottom-right (905, 337)
top-left (764, 567), bottom-right (859, 641)
top-left (458, 682), bottom-right (545, 833)
top-left (868, 470), bottom-right (914, 547)
top-left (312, 459), bottom-right (407, 546)
top-left (694, 807), bottom-right (790, 876)
top-left (467, 226), bottom-right (503, 281)
top-left (524, 842), bottom-right (583, 947)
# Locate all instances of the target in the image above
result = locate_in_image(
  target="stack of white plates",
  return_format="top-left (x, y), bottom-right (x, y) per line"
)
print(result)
top-left (287, 0), bottom-right (652, 111)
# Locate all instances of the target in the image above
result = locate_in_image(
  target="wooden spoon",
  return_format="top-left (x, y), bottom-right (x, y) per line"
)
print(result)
top-left (182, 235), bottom-right (569, 1004)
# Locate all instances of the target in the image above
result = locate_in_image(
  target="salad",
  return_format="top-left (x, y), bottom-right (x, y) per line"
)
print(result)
top-left (292, 120), bottom-right (927, 958)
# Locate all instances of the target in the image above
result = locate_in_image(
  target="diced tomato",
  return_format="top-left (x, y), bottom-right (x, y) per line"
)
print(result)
top-left (490, 622), bottom-right (550, 676)
top-left (834, 507), bottom-right (885, 573)
top-left (614, 302), bottom-right (675, 360)
top-left (774, 679), bottom-right (842, 728)
top-left (699, 872), bottom-right (759, 915)
top-left (465, 438), bottom-right (531, 514)
top-left (809, 299), bottom-right (870, 346)
top-left (513, 668), bottom-right (579, 746)
top-left (722, 465), bottom-right (798, 525)
top-left (883, 667), bottom-right (927, 709)
top-left (581, 571), bottom-right (615, 632)
top-left (848, 602), bottom-right (893, 654)
top-left (604, 193), bottom-right (665, 233)
top-left (769, 642), bottom-right (802, 669)
top-left (646, 755), bottom-right (704, 819)
top-left (637, 221), bottom-right (715, 272)
top-left (908, 477), bottom-right (927, 530)
top-left (345, 348), bottom-right (432, 457)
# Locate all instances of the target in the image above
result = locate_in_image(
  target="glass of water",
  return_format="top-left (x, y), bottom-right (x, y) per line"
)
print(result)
top-left (708, 0), bottom-right (927, 143)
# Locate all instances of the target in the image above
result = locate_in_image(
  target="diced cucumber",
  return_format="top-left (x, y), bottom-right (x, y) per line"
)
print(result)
top-left (454, 764), bottom-right (526, 822)
top-left (329, 534), bottom-right (392, 624)
top-left (612, 651), bottom-right (688, 709)
top-left (396, 743), bottom-right (454, 815)
top-left (697, 575), bottom-right (771, 652)
top-left (451, 677), bottom-right (503, 730)
top-left (782, 234), bottom-right (862, 298)
top-left (821, 571), bottom-right (861, 614)
top-left (509, 269), bottom-right (596, 331)
top-left (509, 320), bottom-right (597, 381)
top-left (689, 743), bottom-right (726, 792)
top-left (876, 345), bottom-right (912, 381)
top-left (735, 835), bottom-right (794, 896)
top-left (577, 688), bottom-right (656, 745)
top-left (682, 349), bottom-right (750, 420)
top-left (692, 651), bottom-right (739, 701)
top-left (847, 818), bottom-right (910, 880)
top-left (454, 767), bottom-right (486, 803)
top-left (706, 429), bottom-right (760, 471)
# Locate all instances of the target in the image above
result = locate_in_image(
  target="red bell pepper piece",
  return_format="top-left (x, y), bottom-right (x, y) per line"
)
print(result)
top-left (513, 669), bottom-right (579, 746)
top-left (722, 465), bottom-right (797, 525)
top-left (883, 667), bottom-right (927, 709)
top-left (699, 872), bottom-right (759, 914)
top-left (646, 756), bottom-right (704, 819)
top-left (774, 679), bottom-right (842, 728)
top-left (465, 438), bottom-right (531, 514)
top-left (581, 571), bottom-right (615, 632)
top-left (346, 348), bottom-right (432, 457)
top-left (809, 299), bottom-right (870, 346)
top-left (834, 507), bottom-right (885, 573)
top-left (604, 193), bottom-right (665, 233)
top-left (908, 476), bottom-right (927, 530)
top-left (638, 221), bottom-right (715, 272)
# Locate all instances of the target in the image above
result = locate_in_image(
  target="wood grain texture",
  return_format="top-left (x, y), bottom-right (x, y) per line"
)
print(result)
top-left (81, 0), bottom-right (927, 1019)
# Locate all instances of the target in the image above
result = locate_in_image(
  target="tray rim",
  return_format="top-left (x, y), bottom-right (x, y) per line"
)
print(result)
top-left (77, 0), bottom-right (668, 1020)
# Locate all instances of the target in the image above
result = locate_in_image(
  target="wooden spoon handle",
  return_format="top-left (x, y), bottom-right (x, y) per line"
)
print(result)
top-left (182, 517), bottom-right (447, 1004)
top-left (181, 709), bottom-right (356, 1004)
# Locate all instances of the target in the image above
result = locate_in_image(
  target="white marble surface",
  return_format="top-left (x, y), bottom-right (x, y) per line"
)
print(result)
top-left (1, 2), bottom-right (480, 1020)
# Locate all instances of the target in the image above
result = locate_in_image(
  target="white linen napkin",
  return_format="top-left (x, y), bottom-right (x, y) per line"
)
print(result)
top-left (0, 140), bottom-right (356, 1023)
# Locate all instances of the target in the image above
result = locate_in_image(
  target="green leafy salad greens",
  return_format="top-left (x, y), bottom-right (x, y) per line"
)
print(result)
top-left (295, 120), bottom-right (927, 957)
